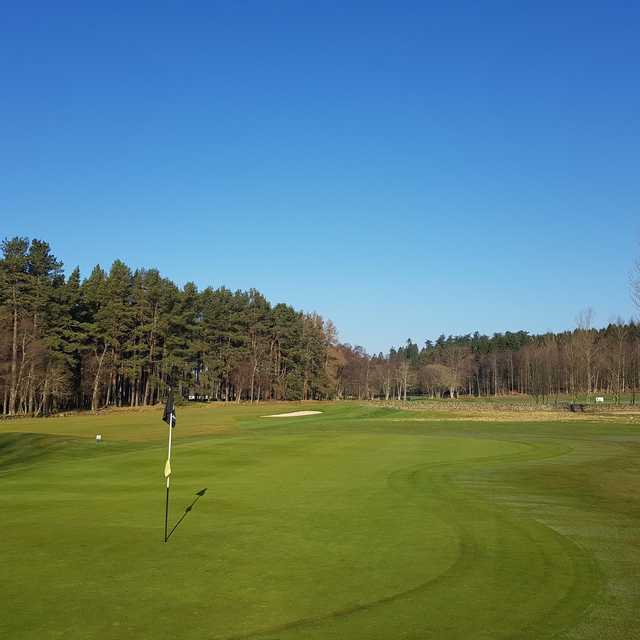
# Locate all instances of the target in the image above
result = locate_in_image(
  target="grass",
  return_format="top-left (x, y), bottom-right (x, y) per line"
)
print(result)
top-left (405, 392), bottom-right (640, 406)
top-left (2, 402), bottom-right (639, 639)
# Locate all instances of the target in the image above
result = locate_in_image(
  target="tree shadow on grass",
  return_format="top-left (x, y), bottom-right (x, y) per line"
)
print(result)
top-left (166, 488), bottom-right (207, 541)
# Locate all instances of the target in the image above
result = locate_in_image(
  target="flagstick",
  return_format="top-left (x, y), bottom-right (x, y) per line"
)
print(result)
top-left (164, 414), bottom-right (173, 543)
top-left (164, 478), bottom-right (170, 543)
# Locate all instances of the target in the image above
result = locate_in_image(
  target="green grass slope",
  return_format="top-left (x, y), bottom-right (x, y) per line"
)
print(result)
top-left (1, 403), bottom-right (638, 639)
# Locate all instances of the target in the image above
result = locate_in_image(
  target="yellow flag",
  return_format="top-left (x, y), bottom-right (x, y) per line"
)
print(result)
top-left (164, 459), bottom-right (172, 478)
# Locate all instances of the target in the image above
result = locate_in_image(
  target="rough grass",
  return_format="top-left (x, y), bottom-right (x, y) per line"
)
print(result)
top-left (1, 402), bottom-right (639, 639)
top-left (379, 399), bottom-right (640, 423)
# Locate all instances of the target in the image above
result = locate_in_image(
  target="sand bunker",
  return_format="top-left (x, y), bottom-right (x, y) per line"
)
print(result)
top-left (263, 410), bottom-right (323, 418)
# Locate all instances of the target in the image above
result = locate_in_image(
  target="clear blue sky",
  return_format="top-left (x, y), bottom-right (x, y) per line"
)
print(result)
top-left (2, 2), bottom-right (639, 353)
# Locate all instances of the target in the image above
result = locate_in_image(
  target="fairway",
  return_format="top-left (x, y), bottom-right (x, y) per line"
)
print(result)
top-left (2, 403), bottom-right (639, 639)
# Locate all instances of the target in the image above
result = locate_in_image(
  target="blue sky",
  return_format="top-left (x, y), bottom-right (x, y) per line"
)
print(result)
top-left (2, 2), bottom-right (639, 353)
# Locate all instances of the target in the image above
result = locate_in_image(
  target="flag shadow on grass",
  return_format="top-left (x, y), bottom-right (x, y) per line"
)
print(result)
top-left (166, 488), bottom-right (207, 541)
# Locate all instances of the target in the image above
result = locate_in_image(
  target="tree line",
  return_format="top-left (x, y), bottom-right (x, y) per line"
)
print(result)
top-left (2, 237), bottom-right (639, 415)
top-left (0, 237), bottom-right (338, 415)
top-left (335, 312), bottom-right (640, 403)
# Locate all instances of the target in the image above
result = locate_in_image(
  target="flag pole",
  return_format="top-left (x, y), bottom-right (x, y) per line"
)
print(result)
top-left (163, 387), bottom-right (175, 543)
top-left (164, 419), bottom-right (172, 542)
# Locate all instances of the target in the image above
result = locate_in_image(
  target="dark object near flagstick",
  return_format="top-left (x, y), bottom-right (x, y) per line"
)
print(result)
top-left (166, 488), bottom-right (208, 541)
top-left (162, 388), bottom-right (177, 543)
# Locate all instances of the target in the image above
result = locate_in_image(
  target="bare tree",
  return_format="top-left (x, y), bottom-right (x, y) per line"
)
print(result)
top-left (609, 319), bottom-right (628, 403)
top-left (419, 363), bottom-right (458, 398)
top-left (574, 308), bottom-right (598, 397)
top-left (397, 359), bottom-right (411, 401)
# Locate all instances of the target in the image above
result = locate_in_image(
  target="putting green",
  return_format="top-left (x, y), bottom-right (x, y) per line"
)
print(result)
top-left (1, 403), bottom-right (638, 639)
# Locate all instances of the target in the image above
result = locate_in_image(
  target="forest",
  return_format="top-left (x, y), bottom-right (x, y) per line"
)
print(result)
top-left (337, 321), bottom-right (640, 403)
top-left (1, 236), bottom-right (640, 415)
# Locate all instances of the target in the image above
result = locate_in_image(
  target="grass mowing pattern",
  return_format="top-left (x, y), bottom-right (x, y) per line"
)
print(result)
top-left (1, 403), bottom-right (638, 639)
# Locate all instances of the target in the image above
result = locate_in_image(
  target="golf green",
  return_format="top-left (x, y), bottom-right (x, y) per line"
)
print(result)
top-left (1, 403), bottom-right (638, 639)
